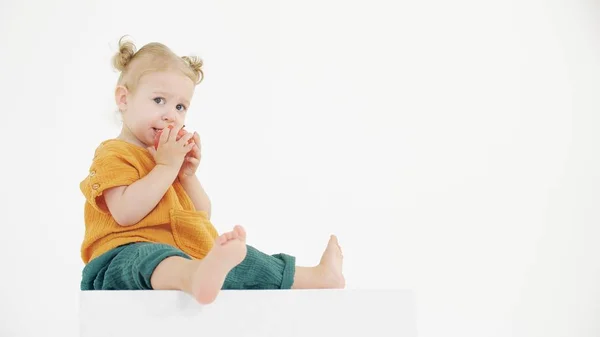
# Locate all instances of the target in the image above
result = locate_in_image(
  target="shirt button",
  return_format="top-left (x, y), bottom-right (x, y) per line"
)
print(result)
top-left (89, 171), bottom-right (96, 177)
top-left (92, 183), bottom-right (100, 190)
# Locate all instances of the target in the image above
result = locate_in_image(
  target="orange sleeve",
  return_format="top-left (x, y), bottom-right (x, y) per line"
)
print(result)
top-left (80, 147), bottom-right (140, 214)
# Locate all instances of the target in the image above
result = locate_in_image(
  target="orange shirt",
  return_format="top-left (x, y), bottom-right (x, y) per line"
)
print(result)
top-left (79, 139), bottom-right (219, 264)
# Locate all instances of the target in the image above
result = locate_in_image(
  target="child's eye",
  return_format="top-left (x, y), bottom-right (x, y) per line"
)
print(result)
top-left (153, 97), bottom-right (165, 104)
top-left (176, 104), bottom-right (187, 112)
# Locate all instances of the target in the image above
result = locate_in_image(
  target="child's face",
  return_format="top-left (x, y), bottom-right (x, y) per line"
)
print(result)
top-left (117, 70), bottom-right (195, 147)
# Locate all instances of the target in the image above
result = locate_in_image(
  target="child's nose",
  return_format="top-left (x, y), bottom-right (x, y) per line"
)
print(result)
top-left (162, 108), bottom-right (178, 122)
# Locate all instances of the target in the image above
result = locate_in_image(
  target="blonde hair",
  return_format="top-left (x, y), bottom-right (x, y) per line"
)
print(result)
top-left (112, 35), bottom-right (204, 93)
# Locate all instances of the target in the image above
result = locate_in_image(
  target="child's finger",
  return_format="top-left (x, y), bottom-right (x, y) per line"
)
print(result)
top-left (185, 141), bottom-right (195, 152)
top-left (179, 130), bottom-right (194, 146)
top-left (162, 125), bottom-right (174, 143)
top-left (186, 145), bottom-right (199, 159)
top-left (187, 157), bottom-right (200, 167)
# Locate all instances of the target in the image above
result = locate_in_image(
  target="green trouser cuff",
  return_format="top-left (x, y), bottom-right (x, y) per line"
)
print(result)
top-left (223, 245), bottom-right (296, 290)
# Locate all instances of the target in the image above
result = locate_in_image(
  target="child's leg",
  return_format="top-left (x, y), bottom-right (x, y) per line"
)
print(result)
top-left (151, 225), bottom-right (248, 304)
top-left (222, 235), bottom-right (345, 290)
top-left (81, 225), bottom-right (248, 305)
top-left (292, 235), bottom-right (345, 289)
top-left (81, 228), bottom-right (344, 304)
top-left (80, 241), bottom-right (192, 291)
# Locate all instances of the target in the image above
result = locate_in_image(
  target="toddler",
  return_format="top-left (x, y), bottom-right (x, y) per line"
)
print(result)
top-left (79, 36), bottom-right (345, 304)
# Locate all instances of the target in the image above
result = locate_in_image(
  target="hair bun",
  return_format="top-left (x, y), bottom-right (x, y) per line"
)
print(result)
top-left (112, 36), bottom-right (137, 72)
top-left (182, 55), bottom-right (204, 83)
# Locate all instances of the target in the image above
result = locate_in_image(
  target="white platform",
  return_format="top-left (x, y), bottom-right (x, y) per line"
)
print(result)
top-left (80, 289), bottom-right (417, 337)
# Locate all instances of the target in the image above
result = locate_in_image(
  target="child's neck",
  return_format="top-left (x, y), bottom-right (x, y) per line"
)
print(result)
top-left (117, 128), bottom-right (146, 149)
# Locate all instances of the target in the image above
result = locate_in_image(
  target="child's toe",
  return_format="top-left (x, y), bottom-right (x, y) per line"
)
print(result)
top-left (217, 234), bottom-right (227, 245)
top-left (235, 225), bottom-right (246, 238)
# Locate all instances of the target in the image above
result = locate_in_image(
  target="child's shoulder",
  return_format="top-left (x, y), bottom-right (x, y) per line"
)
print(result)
top-left (91, 138), bottom-right (147, 162)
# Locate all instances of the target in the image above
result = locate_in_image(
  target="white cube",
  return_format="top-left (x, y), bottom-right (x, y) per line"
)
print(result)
top-left (80, 289), bottom-right (417, 337)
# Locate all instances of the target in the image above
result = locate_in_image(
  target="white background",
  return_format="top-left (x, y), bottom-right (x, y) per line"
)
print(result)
top-left (1, 0), bottom-right (599, 336)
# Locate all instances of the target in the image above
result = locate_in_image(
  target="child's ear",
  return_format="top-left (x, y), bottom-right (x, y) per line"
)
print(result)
top-left (115, 85), bottom-right (129, 112)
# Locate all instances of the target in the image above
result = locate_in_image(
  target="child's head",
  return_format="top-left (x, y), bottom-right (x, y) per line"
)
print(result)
top-left (112, 36), bottom-right (204, 147)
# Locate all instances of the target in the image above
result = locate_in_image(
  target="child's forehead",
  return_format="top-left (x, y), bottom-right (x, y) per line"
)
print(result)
top-left (139, 71), bottom-right (194, 98)
top-left (139, 72), bottom-right (186, 87)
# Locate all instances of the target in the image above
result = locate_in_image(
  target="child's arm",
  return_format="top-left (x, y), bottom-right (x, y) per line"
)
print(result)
top-left (103, 164), bottom-right (179, 226)
top-left (179, 175), bottom-right (212, 219)
top-left (103, 126), bottom-right (195, 226)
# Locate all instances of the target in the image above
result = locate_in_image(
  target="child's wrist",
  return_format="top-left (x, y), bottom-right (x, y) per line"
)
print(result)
top-left (155, 163), bottom-right (180, 177)
top-left (178, 173), bottom-right (198, 183)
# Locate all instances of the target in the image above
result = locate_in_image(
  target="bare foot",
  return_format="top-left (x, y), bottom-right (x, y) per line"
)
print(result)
top-left (316, 235), bottom-right (346, 288)
top-left (189, 225), bottom-right (247, 304)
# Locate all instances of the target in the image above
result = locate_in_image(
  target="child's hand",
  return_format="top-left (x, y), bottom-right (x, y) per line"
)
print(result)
top-left (178, 131), bottom-right (202, 180)
top-left (148, 125), bottom-right (195, 169)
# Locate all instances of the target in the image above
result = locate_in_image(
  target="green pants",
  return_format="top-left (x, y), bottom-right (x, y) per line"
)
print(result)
top-left (80, 242), bottom-right (296, 290)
